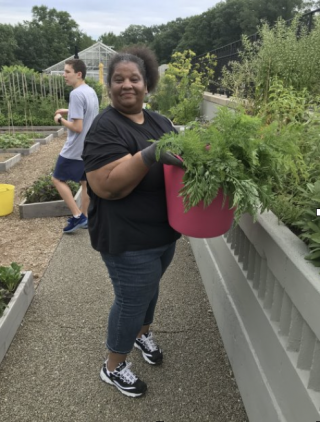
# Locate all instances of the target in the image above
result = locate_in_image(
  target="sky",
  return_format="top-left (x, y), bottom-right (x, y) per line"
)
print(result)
top-left (0, 0), bottom-right (221, 40)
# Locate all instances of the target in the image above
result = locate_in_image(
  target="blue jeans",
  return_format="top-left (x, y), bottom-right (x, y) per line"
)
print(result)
top-left (100, 242), bottom-right (176, 354)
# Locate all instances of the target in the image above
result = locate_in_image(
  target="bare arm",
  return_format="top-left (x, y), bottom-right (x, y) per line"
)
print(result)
top-left (55, 109), bottom-right (69, 115)
top-left (86, 152), bottom-right (149, 200)
top-left (54, 113), bottom-right (83, 133)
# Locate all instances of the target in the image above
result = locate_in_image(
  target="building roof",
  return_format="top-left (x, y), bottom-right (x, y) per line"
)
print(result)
top-left (43, 41), bottom-right (117, 74)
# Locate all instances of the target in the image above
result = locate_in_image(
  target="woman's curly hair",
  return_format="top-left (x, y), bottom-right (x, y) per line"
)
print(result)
top-left (107, 45), bottom-right (159, 92)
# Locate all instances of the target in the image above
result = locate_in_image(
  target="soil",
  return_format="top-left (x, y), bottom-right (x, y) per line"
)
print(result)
top-left (0, 153), bottom-right (17, 161)
top-left (0, 133), bottom-right (70, 288)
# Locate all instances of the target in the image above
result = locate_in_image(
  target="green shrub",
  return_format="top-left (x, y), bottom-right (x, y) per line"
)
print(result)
top-left (0, 134), bottom-right (37, 148)
top-left (0, 262), bottom-right (22, 292)
top-left (149, 50), bottom-right (216, 124)
top-left (221, 15), bottom-right (320, 109)
top-left (218, 15), bottom-right (320, 268)
top-left (0, 262), bottom-right (23, 317)
top-left (23, 174), bottom-right (79, 203)
top-left (0, 66), bottom-right (68, 127)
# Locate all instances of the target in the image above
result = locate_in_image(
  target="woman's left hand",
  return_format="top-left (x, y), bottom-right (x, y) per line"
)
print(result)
top-left (141, 142), bottom-right (184, 168)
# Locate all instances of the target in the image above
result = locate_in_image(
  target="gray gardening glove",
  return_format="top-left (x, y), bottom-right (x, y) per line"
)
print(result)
top-left (141, 142), bottom-right (184, 168)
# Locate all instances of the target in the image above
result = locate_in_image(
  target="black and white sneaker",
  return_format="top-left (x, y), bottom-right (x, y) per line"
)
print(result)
top-left (100, 360), bottom-right (147, 398)
top-left (134, 332), bottom-right (163, 365)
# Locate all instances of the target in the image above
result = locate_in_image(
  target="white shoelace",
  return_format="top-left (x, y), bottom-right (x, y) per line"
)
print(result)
top-left (117, 362), bottom-right (138, 385)
top-left (142, 333), bottom-right (158, 352)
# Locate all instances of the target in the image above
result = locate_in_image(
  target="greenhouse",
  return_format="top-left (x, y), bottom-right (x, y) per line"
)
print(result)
top-left (43, 41), bottom-right (117, 82)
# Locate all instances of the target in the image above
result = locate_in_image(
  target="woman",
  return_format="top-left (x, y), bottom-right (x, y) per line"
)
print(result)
top-left (82, 46), bottom-right (182, 398)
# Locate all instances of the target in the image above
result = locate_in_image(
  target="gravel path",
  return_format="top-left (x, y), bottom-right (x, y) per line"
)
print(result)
top-left (0, 133), bottom-right (69, 287)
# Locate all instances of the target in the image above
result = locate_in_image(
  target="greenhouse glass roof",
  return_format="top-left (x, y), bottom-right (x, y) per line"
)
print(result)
top-left (43, 42), bottom-right (117, 81)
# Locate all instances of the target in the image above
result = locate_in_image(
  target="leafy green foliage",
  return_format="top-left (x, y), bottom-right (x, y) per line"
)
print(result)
top-left (0, 24), bottom-right (19, 68)
top-left (218, 13), bottom-right (320, 268)
top-left (0, 290), bottom-right (6, 318)
top-left (221, 16), bottom-right (320, 107)
top-left (289, 182), bottom-right (320, 266)
top-left (23, 174), bottom-right (79, 204)
top-left (156, 106), bottom-right (304, 222)
top-left (0, 134), bottom-right (37, 148)
top-left (0, 66), bottom-right (102, 127)
top-left (0, 262), bottom-right (22, 292)
top-left (0, 262), bottom-right (23, 318)
top-left (1, 1), bottom-right (307, 70)
top-left (149, 50), bottom-right (216, 124)
top-left (0, 66), bottom-right (68, 127)
top-left (12, 6), bottom-right (95, 71)
top-left (257, 78), bottom-right (318, 126)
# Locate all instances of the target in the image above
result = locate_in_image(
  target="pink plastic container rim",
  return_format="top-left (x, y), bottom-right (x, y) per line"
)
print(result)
top-left (163, 164), bottom-right (234, 238)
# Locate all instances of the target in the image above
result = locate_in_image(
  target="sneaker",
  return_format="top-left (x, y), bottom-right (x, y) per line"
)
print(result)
top-left (66, 216), bottom-right (88, 229)
top-left (67, 216), bottom-right (88, 229)
top-left (63, 213), bottom-right (88, 233)
top-left (100, 360), bottom-right (147, 398)
top-left (134, 332), bottom-right (163, 365)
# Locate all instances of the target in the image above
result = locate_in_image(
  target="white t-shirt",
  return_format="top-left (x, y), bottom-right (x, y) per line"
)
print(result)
top-left (60, 84), bottom-right (99, 160)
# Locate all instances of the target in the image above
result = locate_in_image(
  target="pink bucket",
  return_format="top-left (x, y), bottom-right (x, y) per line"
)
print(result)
top-left (163, 164), bottom-right (234, 238)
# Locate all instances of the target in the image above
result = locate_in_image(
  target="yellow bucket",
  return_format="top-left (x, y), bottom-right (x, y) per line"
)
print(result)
top-left (0, 184), bottom-right (15, 216)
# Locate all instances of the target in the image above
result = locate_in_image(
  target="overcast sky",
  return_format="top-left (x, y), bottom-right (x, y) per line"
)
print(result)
top-left (1, 1), bottom-right (221, 40)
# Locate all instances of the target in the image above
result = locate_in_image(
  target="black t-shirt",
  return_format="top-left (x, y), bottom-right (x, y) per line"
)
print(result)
top-left (82, 106), bottom-right (181, 254)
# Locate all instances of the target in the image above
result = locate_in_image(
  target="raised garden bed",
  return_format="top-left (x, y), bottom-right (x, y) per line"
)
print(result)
top-left (0, 271), bottom-right (34, 365)
top-left (0, 142), bottom-right (40, 156)
top-left (0, 153), bottom-right (21, 172)
top-left (19, 187), bottom-right (82, 219)
top-left (0, 127), bottom-right (64, 138)
top-left (34, 134), bottom-right (53, 145)
top-left (0, 133), bottom-right (53, 145)
top-left (190, 210), bottom-right (320, 421)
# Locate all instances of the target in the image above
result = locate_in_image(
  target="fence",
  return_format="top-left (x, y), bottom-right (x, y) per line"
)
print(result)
top-left (193, 8), bottom-right (320, 95)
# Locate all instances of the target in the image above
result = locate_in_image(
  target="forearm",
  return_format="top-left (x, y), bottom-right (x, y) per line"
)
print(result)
top-left (55, 109), bottom-right (68, 115)
top-left (54, 113), bottom-right (82, 133)
top-left (87, 152), bottom-right (149, 200)
top-left (59, 117), bottom-right (82, 133)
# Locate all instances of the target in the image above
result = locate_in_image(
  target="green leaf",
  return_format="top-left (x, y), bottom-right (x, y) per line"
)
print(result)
top-left (310, 233), bottom-right (320, 243)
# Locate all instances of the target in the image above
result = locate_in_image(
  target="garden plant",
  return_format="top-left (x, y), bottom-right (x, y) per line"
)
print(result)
top-left (218, 14), bottom-right (320, 267)
top-left (156, 106), bottom-right (303, 223)
top-left (149, 50), bottom-right (216, 124)
top-left (0, 65), bottom-right (103, 127)
top-left (22, 173), bottom-right (79, 204)
top-left (0, 263), bottom-right (23, 318)
top-left (0, 133), bottom-right (42, 149)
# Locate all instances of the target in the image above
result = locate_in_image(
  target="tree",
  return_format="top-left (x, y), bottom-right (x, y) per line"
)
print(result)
top-left (75, 32), bottom-right (95, 52)
top-left (249, 0), bottom-right (305, 23)
top-left (177, 0), bottom-right (307, 58)
top-left (13, 23), bottom-right (49, 71)
top-left (120, 24), bottom-right (155, 46)
top-left (99, 32), bottom-right (124, 51)
top-left (30, 6), bottom-right (83, 66)
top-left (150, 18), bottom-right (190, 64)
top-left (176, 14), bottom-right (212, 54)
top-left (0, 24), bottom-right (19, 68)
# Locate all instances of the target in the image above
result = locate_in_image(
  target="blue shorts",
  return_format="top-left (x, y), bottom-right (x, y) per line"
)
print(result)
top-left (53, 155), bottom-right (86, 182)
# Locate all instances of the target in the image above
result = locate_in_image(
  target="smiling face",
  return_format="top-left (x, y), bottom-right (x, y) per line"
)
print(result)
top-left (109, 61), bottom-right (147, 115)
top-left (63, 64), bottom-right (83, 88)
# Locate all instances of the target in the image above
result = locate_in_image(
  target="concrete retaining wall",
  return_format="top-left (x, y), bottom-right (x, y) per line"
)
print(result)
top-left (19, 187), bottom-right (82, 219)
top-left (0, 271), bottom-right (34, 365)
top-left (189, 93), bottom-right (320, 421)
top-left (201, 92), bottom-right (235, 120)
top-left (0, 153), bottom-right (21, 172)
